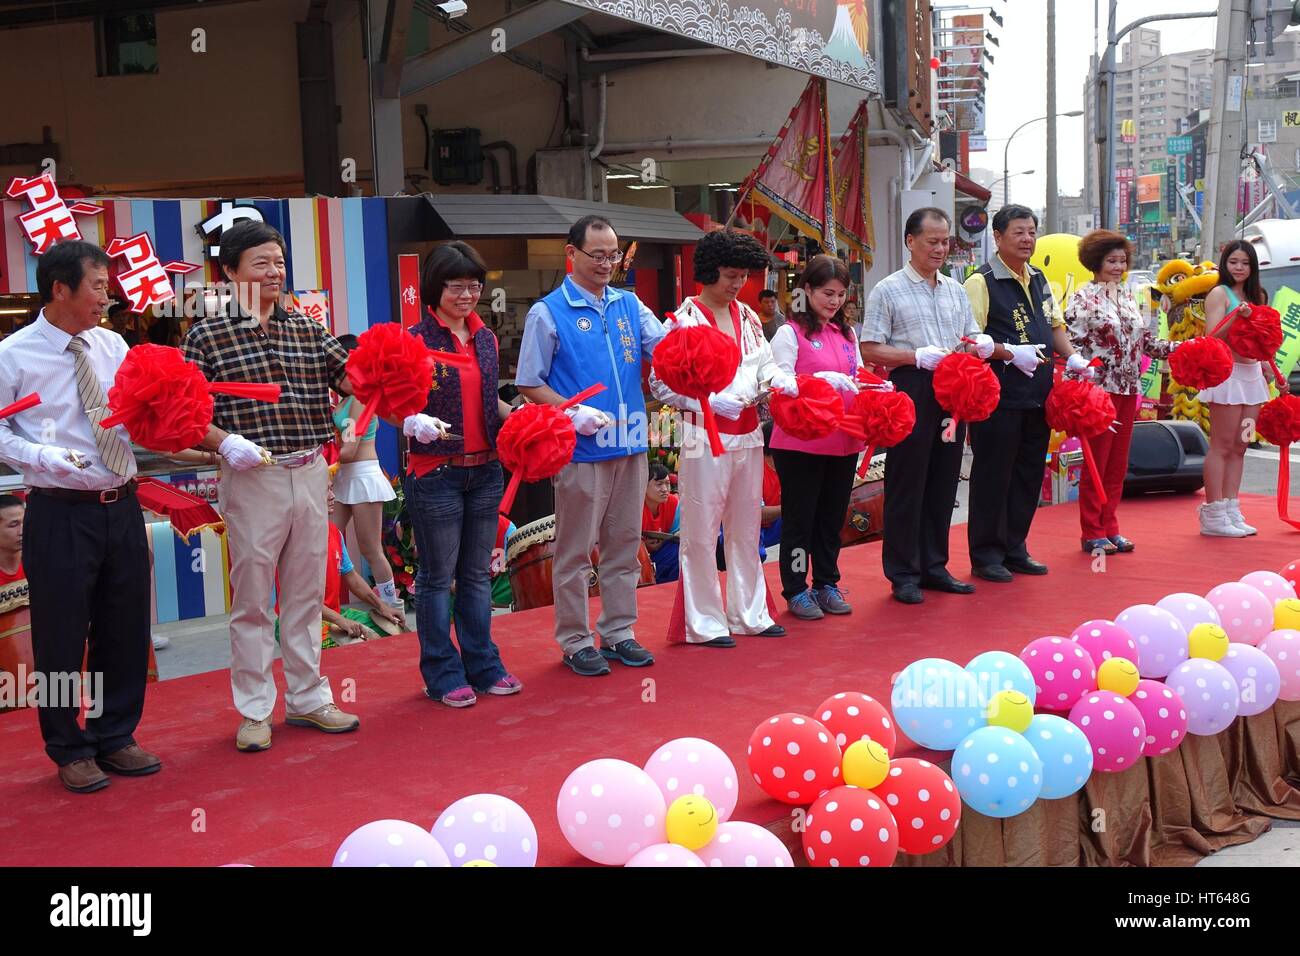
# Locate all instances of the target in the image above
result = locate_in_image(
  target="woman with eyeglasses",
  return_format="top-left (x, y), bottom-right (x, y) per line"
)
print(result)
top-left (402, 241), bottom-right (521, 708)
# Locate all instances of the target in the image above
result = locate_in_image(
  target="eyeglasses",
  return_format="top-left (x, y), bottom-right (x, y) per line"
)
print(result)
top-left (574, 248), bottom-right (624, 266)
top-left (445, 282), bottom-right (483, 297)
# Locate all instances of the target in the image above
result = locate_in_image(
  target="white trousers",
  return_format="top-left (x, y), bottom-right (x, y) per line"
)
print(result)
top-left (678, 444), bottom-right (774, 642)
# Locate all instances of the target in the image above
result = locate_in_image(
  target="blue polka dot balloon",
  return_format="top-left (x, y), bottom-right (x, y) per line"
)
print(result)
top-left (965, 650), bottom-right (1038, 708)
top-left (952, 726), bottom-right (1044, 818)
top-left (1024, 713), bottom-right (1094, 799)
top-left (891, 658), bottom-right (985, 751)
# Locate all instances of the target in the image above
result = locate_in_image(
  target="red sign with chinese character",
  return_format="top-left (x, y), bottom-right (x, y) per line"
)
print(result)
top-left (398, 254), bottom-right (421, 329)
top-left (105, 232), bottom-right (199, 313)
top-left (5, 173), bottom-right (104, 254)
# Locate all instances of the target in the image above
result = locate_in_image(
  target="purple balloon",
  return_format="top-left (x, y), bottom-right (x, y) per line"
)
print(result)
top-left (1220, 643), bottom-right (1282, 717)
top-left (1116, 604), bottom-right (1188, 678)
top-left (1165, 659), bottom-right (1240, 736)
top-left (432, 794), bottom-right (538, 867)
top-left (333, 819), bottom-right (452, 867)
top-left (1155, 592), bottom-right (1221, 637)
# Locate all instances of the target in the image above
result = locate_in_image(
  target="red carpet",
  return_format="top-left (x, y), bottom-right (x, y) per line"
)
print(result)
top-left (1, 493), bottom-right (1296, 867)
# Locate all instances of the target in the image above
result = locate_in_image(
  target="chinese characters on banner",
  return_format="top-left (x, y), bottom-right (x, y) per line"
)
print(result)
top-left (1116, 167), bottom-right (1135, 224)
top-left (5, 173), bottom-right (104, 254)
top-left (288, 290), bottom-right (331, 327)
top-left (105, 233), bottom-right (200, 313)
top-left (831, 101), bottom-right (875, 265)
top-left (397, 254), bottom-right (420, 329)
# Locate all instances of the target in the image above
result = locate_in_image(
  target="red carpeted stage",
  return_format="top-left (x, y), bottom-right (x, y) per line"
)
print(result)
top-left (1, 493), bottom-right (1296, 867)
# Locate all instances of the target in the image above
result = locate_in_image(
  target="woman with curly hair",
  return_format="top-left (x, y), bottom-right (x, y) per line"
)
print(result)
top-left (650, 229), bottom-right (795, 646)
top-left (1066, 229), bottom-right (1180, 552)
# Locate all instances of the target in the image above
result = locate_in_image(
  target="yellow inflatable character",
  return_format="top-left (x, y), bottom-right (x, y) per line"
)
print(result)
top-left (1029, 233), bottom-right (1090, 306)
top-left (1154, 259), bottom-right (1219, 434)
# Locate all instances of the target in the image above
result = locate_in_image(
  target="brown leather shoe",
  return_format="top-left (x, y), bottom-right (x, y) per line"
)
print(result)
top-left (59, 758), bottom-right (110, 793)
top-left (96, 743), bottom-right (162, 776)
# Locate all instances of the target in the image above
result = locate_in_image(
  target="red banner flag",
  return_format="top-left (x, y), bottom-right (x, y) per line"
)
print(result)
top-left (737, 77), bottom-right (836, 252)
top-left (832, 100), bottom-right (874, 264)
top-left (397, 254), bottom-right (421, 330)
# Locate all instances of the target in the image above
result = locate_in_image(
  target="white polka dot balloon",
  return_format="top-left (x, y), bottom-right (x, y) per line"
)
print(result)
top-left (964, 650), bottom-right (1037, 708)
top-left (802, 785), bottom-right (900, 867)
top-left (643, 737), bottom-right (739, 822)
top-left (870, 757), bottom-right (961, 854)
top-left (1116, 604), bottom-right (1188, 678)
top-left (890, 658), bottom-right (985, 750)
top-left (746, 713), bottom-right (843, 804)
top-left (625, 843), bottom-right (706, 867)
top-left (815, 692), bottom-right (897, 753)
top-left (697, 821), bottom-right (795, 867)
top-left (1155, 592), bottom-right (1221, 637)
top-left (1128, 679), bottom-right (1189, 756)
top-left (1025, 713), bottom-right (1094, 798)
top-left (1205, 582), bottom-right (1274, 647)
top-left (332, 819), bottom-right (452, 867)
top-left (1219, 643), bottom-right (1282, 717)
top-left (432, 794), bottom-right (538, 867)
top-left (1241, 570), bottom-right (1298, 602)
top-left (1019, 636), bottom-right (1097, 712)
top-left (1069, 619), bottom-right (1140, 669)
top-left (1067, 691), bottom-right (1146, 772)
top-left (951, 726), bottom-right (1044, 817)
top-left (1258, 629), bottom-right (1300, 701)
top-left (1165, 659), bottom-right (1240, 736)
top-left (556, 759), bottom-right (667, 866)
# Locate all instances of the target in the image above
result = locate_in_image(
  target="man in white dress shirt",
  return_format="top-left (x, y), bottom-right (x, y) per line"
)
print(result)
top-left (0, 240), bottom-right (159, 793)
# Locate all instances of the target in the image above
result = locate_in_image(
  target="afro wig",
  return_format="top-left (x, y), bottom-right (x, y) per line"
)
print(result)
top-left (693, 230), bottom-right (771, 286)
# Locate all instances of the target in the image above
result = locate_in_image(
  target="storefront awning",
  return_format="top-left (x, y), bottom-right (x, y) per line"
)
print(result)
top-left (422, 194), bottom-right (706, 244)
top-left (951, 170), bottom-right (992, 204)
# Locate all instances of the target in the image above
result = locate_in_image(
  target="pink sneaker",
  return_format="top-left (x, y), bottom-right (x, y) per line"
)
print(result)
top-left (439, 686), bottom-right (477, 708)
top-left (482, 675), bottom-right (523, 696)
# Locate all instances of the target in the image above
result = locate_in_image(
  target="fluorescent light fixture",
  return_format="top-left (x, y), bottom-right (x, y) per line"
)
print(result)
top-left (605, 173), bottom-right (638, 180)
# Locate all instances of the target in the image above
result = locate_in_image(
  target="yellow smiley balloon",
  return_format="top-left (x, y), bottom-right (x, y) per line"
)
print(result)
top-left (1029, 233), bottom-right (1090, 304)
top-left (985, 689), bottom-right (1034, 733)
top-left (463, 860), bottom-right (497, 867)
top-left (841, 739), bottom-right (891, 789)
top-left (1096, 656), bottom-right (1141, 696)
top-left (665, 795), bottom-right (718, 851)
top-left (1187, 623), bottom-right (1229, 662)
top-left (1274, 598), bottom-right (1300, 631)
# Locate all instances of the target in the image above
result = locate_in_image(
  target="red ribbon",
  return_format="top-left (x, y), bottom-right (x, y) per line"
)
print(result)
top-left (209, 382), bottom-right (281, 403)
top-left (0, 392), bottom-right (40, 420)
top-left (1276, 446), bottom-right (1300, 531)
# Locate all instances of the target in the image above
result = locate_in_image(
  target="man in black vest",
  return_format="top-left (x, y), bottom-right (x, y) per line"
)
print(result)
top-left (962, 205), bottom-right (1092, 582)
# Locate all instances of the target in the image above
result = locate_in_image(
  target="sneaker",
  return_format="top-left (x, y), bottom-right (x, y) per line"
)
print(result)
top-left (236, 717), bottom-right (271, 752)
top-left (787, 590), bottom-right (824, 620)
top-left (600, 638), bottom-right (655, 667)
top-left (285, 703), bottom-right (360, 733)
top-left (439, 686), bottom-right (477, 708)
top-left (1199, 500), bottom-right (1249, 538)
top-left (1225, 499), bottom-right (1258, 535)
top-left (813, 585), bottom-right (852, 615)
top-left (151, 634), bottom-right (170, 650)
top-left (480, 675), bottom-right (523, 696)
top-left (564, 646), bottom-right (612, 677)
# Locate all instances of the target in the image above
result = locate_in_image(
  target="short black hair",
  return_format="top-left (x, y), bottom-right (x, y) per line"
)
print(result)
top-left (335, 333), bottom-right (360, 352)
top-left (218, 221), bottom-right (287, 278)
top-left (904, 207), bottom-right (951, 239)
top-left (648, 461), bottom-right (671, 482)
top-left (36, 240), bottom-right (110, 304)
top-left (992, 204), bottom-right (1038, 234)
top-left (0, 494), bottom-right (24, 512)
top-left (420, 240), bottom-right (488, 309)
top-left (692, 230), bottom-right (770, 286)
top-left (758, 289), bottom-right (777, 301)
top-left (567, 215), bottom-right (615, 249)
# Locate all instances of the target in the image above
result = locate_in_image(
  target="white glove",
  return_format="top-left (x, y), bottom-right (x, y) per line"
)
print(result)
top-left (708, 391), bottom-right (746, 421)
top-left (914, 346), bottom-right (946, 371)
top-left (972, 333), bottom-right (995, 360)
top-left (769, 369), bottom-right (799, 397)
top-left (35, 446), bottom-right (83, 477)
top-left (403, 413), bottom-right (450, 444)
top-left (565, 404), bottom-right (610, 436)
top-left (1066, 353), bottom-right (1096, 381)
top-left (813, 370), bottom-right (860, 393)
top-left (1006, 343), bottom-right (1042, 378)
top-left (218, 434), bottom-right (268, 471)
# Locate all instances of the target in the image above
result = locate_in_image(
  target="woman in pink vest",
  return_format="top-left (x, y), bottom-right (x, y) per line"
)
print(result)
top-left (769, 255), bottom-right (864, 619)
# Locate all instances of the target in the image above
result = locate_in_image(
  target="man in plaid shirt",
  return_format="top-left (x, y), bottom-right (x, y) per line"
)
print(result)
top-left (184, 221), bottom-right (359, 752)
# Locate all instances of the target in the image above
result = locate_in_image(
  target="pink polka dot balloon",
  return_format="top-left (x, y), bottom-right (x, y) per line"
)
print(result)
top-left (746, 713), bottom-right (843, 805)
top-left (624, 843), bottom-right (705, 867)
top-left (1020, 636), bottom-right (1097, 712)
top-left (870, 757), bottom-right (961, 854)
top-left (332, 820), bottom-right (452, 867)
top-left (697, 821), bottom-right (795, 867)
top-left (1070, 619), bottom-right (1140, 668)
top-left (1068, 691), bottom-right (1147, 772)
top-left (1116, 604), bottom-right (1188, 678)
top-left (1240, 570), bottom-right (1297, 604)
top-left (1155, 593), bottom-right (1221, 641)
top-left (556, 759), bottom-right (667, 866)
top-left (1221, 643), bottom-right (1282, 716)
top-left (815, 692), bottom-right (897, 754)
top-left (802, 785), bottom-right (900, 868)
top-left (1259, 629), bottom-right (1300, 701)
top-left (1166, 659), bottom-right (1240, 735)
top-left (1128, 679), bottom-right (1188, 756)
top-left (1205, 582), bottom-right (1274, 647)
top-left (643, 737), bottom-right (738, 823)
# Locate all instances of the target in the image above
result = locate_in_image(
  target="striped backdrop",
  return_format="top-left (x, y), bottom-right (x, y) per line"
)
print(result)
top-left (0, 196), bottom-right (395, 337)
top-left (147, 521), bottom-right (231, 625)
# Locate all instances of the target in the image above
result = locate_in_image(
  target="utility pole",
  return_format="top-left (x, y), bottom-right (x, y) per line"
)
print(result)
top-left (1046, 0), bottom-right (1059, 233)
top-left (1201, 0), bottom-right (1250, 258)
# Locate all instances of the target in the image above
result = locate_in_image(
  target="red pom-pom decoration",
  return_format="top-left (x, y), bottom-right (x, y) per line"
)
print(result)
top-left (769, 374), bottom-right (843, 441)
top-left (849, 387), bottom-right (916, 477)
top-left (932, 352), bottom-right (1000, 423)
top-left (1169, 336), bottom-right (1233, 390)
top-left (347, 322), bottom-right (470, 436)
top-left (102, 344), bottom-right (280, 452)
top-left (1046, 378), bottom-right (1116, 439)
top-left (652, 322), bottom-right (741, 456)
top-left (1228, 304), bottom-right (1284, 363)
top-left (495, 383), bottom-right (605, 515)
top-left (1258, 394), bottom-right (1300, 446)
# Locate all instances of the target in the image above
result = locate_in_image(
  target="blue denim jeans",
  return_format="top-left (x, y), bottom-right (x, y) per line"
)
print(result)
top-left (405, 462), bottom-right (508, 697)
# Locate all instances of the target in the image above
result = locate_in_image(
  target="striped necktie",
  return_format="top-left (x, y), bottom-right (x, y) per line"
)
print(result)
top-left (66, 336), bottom-right (132, 477)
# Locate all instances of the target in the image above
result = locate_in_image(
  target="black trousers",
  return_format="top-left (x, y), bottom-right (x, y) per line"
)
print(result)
top-left (967, 404), bottom-right (1051, 568)
top-left (771, 450), bottom-right (857, 600)
top-left (882, 366), bottom-right (966, 588)
top-left (24, 490), bottom-right (151, 766)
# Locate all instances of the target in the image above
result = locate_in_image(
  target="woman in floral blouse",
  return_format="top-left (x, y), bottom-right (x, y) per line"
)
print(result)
top-left (1066, 230), bottom-right (1179, 554)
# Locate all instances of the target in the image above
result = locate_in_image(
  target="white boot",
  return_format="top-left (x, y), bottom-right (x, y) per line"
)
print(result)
top-left (1225, 498), bottom-right (1258, 535)
top-left (1200, 500), bottom-right (1249, 537)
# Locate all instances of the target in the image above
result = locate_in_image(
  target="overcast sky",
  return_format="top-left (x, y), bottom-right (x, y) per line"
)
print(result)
top-left (952, 0), bottom-right (1229, 207)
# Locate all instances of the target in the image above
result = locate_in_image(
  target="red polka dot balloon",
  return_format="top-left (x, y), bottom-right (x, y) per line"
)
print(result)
top-left (1020, 636), bottom-right (1098, 712)
top-left (871, 758), bottom-right (961, 855)
top-left (1279, 559), bottom-right (1300, 594)
top-left (746, 713), bottom-right (843, 805)
top-left (815, 692), bottom-right (897, 754)
top-left (803, 785), bottom-right (900, 868)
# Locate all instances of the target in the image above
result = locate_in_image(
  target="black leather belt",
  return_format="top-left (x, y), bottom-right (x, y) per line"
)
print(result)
top-left (30, 479), bottom-right (137, 504)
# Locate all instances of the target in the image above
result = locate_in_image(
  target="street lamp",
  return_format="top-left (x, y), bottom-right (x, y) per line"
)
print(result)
top-left (1003, 111), bottom-right (1083, 213)
top-left (990, 169), bottom-right (1036, 209)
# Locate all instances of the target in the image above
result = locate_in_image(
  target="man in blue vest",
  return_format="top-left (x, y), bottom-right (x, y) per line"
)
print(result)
top-left (963, 205), bottom-right (1092, 583)
top-left (516, 216), bottom-right (667, 676)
